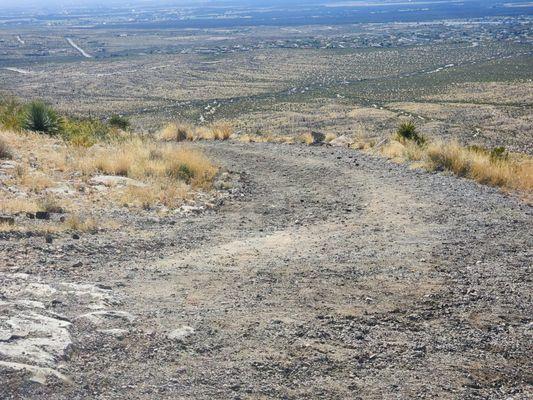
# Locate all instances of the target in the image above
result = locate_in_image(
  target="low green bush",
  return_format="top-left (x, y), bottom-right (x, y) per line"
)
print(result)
top-left (109, 114), bottom-right (130, 130)
top-left (62, 118), bottom-right (115, 147)
top-left (0, 98), bottom-right (25, 132)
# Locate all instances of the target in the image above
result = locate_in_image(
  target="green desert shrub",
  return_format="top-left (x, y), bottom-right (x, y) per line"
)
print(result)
top-left (0, 98), bottom-right (25, 132)
top-left (396, 121), bottom-right (425, 145)
top-left (4, 97), bottom-right (128, 147)
top-left (490, 146), bottom-right (508, 161)
top-left (108, 114), bottom-right (130, 130)
top-left (62, 118), bottom-right (114, 147)
top-left (23, 101), bottom-right (62, 135)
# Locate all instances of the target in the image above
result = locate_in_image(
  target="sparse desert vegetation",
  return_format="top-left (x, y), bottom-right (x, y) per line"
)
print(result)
top-left (233, 120), bottom-right (532, 199)
top-left (379, 123), bottom-right (533, 198)
top-left (0, 98), bottom-right (130, 147)
top-left (0, 119), bottom-right (222, 234)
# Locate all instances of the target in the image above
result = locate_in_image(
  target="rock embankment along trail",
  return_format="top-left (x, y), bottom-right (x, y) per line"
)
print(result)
top-left (1, 142), bottom-right (531, 399)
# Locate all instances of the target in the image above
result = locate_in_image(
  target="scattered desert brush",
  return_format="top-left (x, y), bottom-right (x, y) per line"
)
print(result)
top-left (0, 198), bottom-right (40, 214)
top-left (0, 98), bottom-right (25, 132)
top-left (1, 124), bottom-right (218, 227)
top-left (325, 133), bottom-right (337, 143)
top-left (296, 132), bottom-right (315, 145)
top-left (108, 114), bottom-right (130, 131)
top-left (80, 138), bottom-right (217, 187)
top-left (380, 123), bottom-right (532, 194)
top-left (0, 98), bottom-right (129, 147)
top-left (425, 141), bottom-right (532, 191)
top-left (210, 122), bottom-right (233, 140)
top-left (159, 123), bottom-right (192, 142)
top-left (38, 195), bottom-right (65, 213)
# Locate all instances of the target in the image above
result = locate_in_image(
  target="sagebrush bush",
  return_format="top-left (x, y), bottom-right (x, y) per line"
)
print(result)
top-left (396, 121), bottom-right (425, 145)
top-left (23, 101), bottom-right (62, 134)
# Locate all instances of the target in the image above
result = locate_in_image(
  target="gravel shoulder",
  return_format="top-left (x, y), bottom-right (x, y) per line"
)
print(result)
top-left (1, 142), bottom-right (532, 399)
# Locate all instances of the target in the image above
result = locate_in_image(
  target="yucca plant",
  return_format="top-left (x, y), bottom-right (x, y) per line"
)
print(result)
top-left (23, 101), bottom-right (62, 135)
top-left (396, 121), bottom-right (425, 145)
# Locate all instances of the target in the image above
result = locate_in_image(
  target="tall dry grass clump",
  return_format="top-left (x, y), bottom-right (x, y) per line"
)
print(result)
top-left (380, 135), bottom-right (532, 194)
top-left (77, 138), bottom-right (218, 190)
top-left (0, 198), bottom-right (40, 214)
top-left (296, 132), bottom-right (314, 145)
top-left (64, 214), bottom-right (98, 233)
top-left (158, 121), bottom-right (233, 142)
top-left (210, 121), bottom-right (233, 140)
top-left (158, 123), bottom-right (193, 142)
top-left (425, 141), bottom-right (532, 191)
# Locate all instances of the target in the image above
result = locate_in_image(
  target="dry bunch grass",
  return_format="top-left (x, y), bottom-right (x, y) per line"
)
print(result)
top-left (119, 183), bottom-right (189, 209)
top-left (64, 215), bottom-right (98, 232)
top-left (0, 198), bottom-right (40, 214)
top-left (425, 141), bottom-right (532, 191)
top-left (158, 121), bottom-right (233, 142)
top-left (158, 123), bottom-right (193, 142)
top-left (1, 129), bottom-right (218, 213)
top-left (70, 138), bottom-right (217, 188)
top-left (325, 133), bottom-right (337, 143)
top-left (380, 138), bottom-right (533, 194)
top-left (296, 132), bottom-right (314, 145)
top-left (210, 122), bottom-right (233, 140)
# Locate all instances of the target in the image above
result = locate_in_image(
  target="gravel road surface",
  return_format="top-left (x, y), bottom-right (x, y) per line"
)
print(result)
top-left (1, 142), bottom-right (531, 399)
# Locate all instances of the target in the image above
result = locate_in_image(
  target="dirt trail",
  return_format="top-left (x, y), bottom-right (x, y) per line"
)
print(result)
top-left (1, 142), bottom-right (531, 399)
top-left (66, 38), bottom-right (92, 59)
